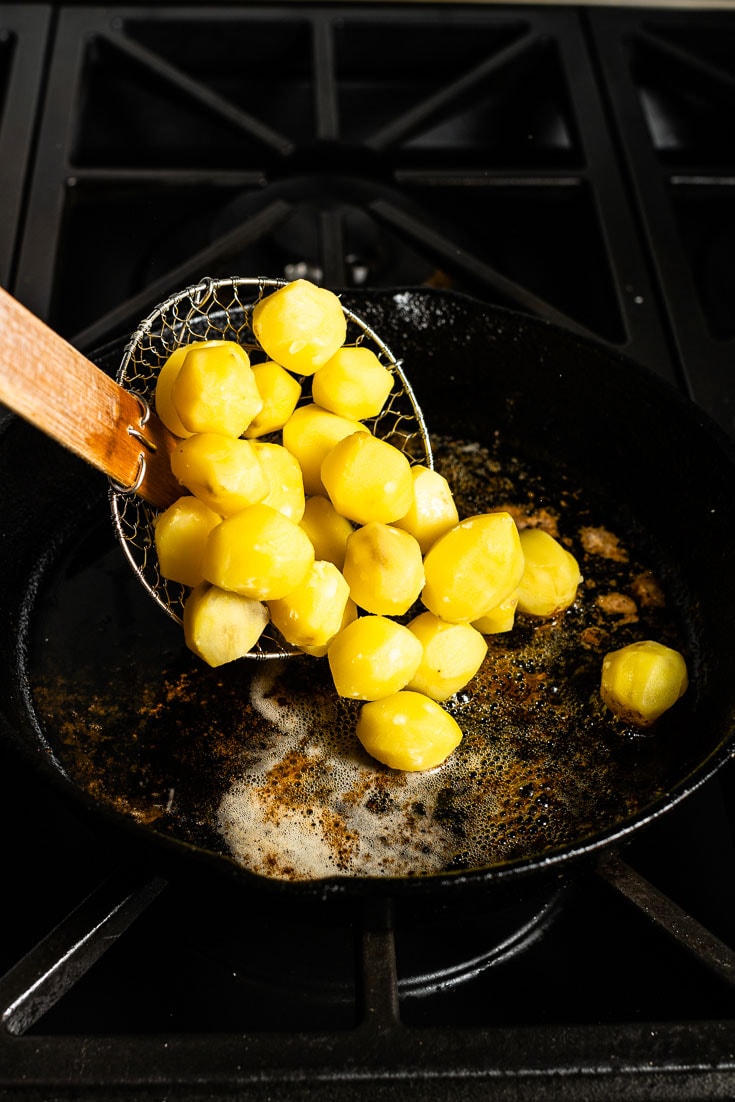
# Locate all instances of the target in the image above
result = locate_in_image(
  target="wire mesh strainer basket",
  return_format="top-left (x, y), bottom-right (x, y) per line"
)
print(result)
top-left (110, 276), bottom-right (433, 658)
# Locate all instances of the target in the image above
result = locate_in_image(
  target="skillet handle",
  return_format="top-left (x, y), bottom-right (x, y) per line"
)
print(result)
top-left (0, 285), bottom-right (181, 510)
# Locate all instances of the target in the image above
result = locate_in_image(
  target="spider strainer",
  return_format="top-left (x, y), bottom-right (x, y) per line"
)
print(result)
top-left (110, 276), bottom-right (433, 658)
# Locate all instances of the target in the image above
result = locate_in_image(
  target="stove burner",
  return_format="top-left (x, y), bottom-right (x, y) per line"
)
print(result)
top-left (141, 174), bottom-right (451, 292)
top-left (274, 204), bottom-right (376, 287)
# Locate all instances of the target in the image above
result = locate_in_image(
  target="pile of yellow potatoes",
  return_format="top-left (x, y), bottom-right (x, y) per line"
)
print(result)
top-left (153, 279), bottom-right (688, 770)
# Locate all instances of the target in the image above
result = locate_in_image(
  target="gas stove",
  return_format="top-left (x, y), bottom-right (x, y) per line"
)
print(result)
top-left (2, 4), bottom-right (735, 1099)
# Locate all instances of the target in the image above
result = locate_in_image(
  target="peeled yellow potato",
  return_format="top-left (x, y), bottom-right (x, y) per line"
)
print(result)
top-left (515, 528), bottom-right (582, 618)
top-left (244, 360), bottom-right (302, 439)
top-left (268, 560), bottom-right (354, 653)
top-left (251, 279), bottom-right (346, 376)
top-left (600, 640), bottom-right (688, 727)
top-left (320, 432), bottom-right (414, 525)
top-left (311, 345), bottom-right (393, 420)
top-left (356, 690), bottom-right (463, 771)
top-left (170, 433), bottom-right (269, 516)
top-left (183, 582), bottom-right (270, 667)
top-left (342, 522), bottom-right (424, 616)
top-left (202, 502), bottom-right (314, 601)
top-left (171, 340), bottom-right (262, 437)
top-left (252, 441), bottom-right (305, 522)
top-left (393, 464), bottom-right (459, 553)
top-left (327, 615), bottom-right (423, 700)
top-left (472, 592), bottom-right (518, 635)
top-left (155, 340), bottom-right (229, 438)
top-left (299, 495), bottom-right (354, 570)
top-left (154, 496), bottom-right (222, 588)
top-left (407, 611), bottom-right (488, 701)
top-left (282, 404), bottom-right (368, 496)
top-left (422, 511), bottom-right (524, 623)
top-left (300, 598), bottom-right (358, 658)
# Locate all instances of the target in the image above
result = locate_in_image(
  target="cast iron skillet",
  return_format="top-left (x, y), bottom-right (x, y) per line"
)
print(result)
top-left (2, 287), bottom-right (735, 908)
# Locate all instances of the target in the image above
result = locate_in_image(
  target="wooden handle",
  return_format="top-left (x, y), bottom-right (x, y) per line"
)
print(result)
top-left (0, 285), bottom-right (181, 510)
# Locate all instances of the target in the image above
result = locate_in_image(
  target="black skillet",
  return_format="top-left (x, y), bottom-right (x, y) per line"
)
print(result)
top-left (1, 287), bottom-right (734, 910)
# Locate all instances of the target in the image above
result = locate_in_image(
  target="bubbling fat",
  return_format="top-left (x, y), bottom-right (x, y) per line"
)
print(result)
top-left (27, 434), bottom-right (690, 885)
top-left (216, 663), bottom-right (508, 881)
top-left (215, 435), bottom-right (687, 883)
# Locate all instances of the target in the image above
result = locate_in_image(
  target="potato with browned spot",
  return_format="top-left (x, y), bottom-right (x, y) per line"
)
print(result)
top-left (183, 583), bottom-right (270, 667)
top-left (600, 640), bottom-right (688, 727)
top-left (342, 521), bottom-right (424, 616)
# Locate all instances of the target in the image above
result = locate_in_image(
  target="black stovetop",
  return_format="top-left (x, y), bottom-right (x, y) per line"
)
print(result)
top-left (2, 5), bottom-right (735, 1099)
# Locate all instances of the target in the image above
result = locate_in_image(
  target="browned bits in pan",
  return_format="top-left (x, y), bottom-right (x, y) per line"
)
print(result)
top-left (29, 434), bottom-right (690, 882)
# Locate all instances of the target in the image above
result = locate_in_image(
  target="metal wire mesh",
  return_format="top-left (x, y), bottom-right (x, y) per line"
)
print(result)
top-left (110, 276), bottom-right (432, 658)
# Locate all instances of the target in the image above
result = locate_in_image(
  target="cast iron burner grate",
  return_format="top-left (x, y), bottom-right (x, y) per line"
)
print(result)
top-left (0, 7), bottom-right (49, 288)
top-left (2, 836), bottom-right (735, 1100)
top-left (589, 8), bottom-right (735, 432)
top-left (13, 4), bottom-right (670, 379)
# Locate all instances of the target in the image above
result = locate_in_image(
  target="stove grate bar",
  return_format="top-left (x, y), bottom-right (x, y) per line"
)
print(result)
top-left (3, 1013), bottom-right (735, 1099)
top-left (100, 25), bottom-right (295, 157)
top-left (71, 197), bottom-right (293, 352)
top-left (312, 12), bottom-right (339, 142)
top-left (369, 196), bottom-right (594, 337)
top-left (598, 853), bottom-right (735, 989)
top-left (585, 10), bottom-right (735, 434)
top-left (319, 206), bottom-right (347, 288)
top-left (2, 865), bottom-right (735, 1096)
top-left (0, 868), bottom-right (166, 1038)
top-left (634, 26), bottom-right (735, 102)
top-left (364, 28), bottom-right (546, 154)
top-left (0, 6), bottom-right (53, 288)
